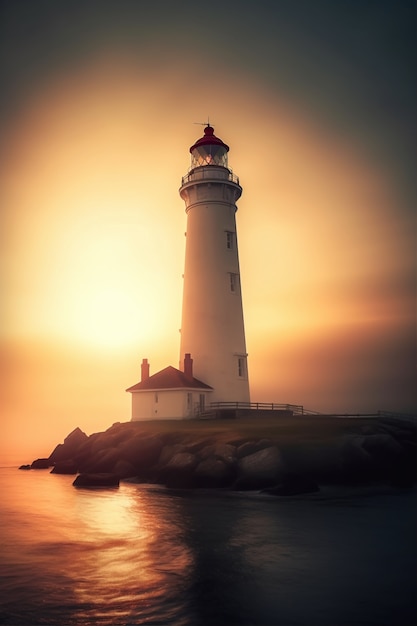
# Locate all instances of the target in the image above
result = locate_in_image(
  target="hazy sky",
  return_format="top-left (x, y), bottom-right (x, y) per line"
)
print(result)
top-left (1, 0), bottom-right (415, 457)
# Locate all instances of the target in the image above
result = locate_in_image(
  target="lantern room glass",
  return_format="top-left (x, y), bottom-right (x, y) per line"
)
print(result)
top-left (191, 144), bottom-right (228, 168)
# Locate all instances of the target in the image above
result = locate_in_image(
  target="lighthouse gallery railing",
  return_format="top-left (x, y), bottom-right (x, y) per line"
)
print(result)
top-left (181, 167), bottom-right (240, 186)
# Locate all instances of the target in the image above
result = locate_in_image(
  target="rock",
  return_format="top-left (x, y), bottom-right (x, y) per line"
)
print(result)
top-left (185, 438), bottom-right (215, 454)
top-left (235, 446), bottom-right (284, 489)
top-left (389, 440), bottom-right (417, 487)
top-left (49, 427), bottom-right (88, 463)
top-left (377, 422), bottom-right (417, 444)
top-left (362, 434), bottom-right (402, 462)
top-left (194, 457), bottom-right (236, 488)
top-left (73, 473), bottom-right (119, 488)
top-left (359, 433), bottom-right (407, 481)
top-left (50, 460), bottom-right (78, 474)
top-left (262, 473), bottom-right (319, 496)
top-left (117, 434), bottom-right (164, 472)
top-left (31, 458), bottom-right (52, 469)
top-left (113, 460), bottom-right (137, 479)
top-left (18, 464), bottom-right (31, 470)
top-left (64, 427), bottom-right (88, 447)
top-left (73, 443), bottom-right (95, 471)
top-left (83, 447), bottom-right (120, 473)
top-left (341, 436), bottom-right (374, 482)
top-left (378, 417), bottom-right (417, 441)
top-left (200, 443), bottom-right (237, 465)
top-left (158, 452), bottom-right (198, 488)
top-left (90, 430), bottom-right (133, 454)
top-left (157, 430), bottom-right (186, 446)
top-left (104, 422), bottom-right (137, 444)
top-left (157, 443), bottom-right (187, 466)
top-left (227, 437), bottom-right (251, 447)
top-left (363, 433), bottom-right (405, 456)
top-left (281, 444), bottom-right (346, 484)
top-left (361, 425), bottom-right (378, 436)
top-left (237, 439), bottom-right (274, 459)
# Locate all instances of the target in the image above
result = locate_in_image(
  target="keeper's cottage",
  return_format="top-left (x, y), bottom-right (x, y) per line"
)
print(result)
top-left (127, 125), bottom-right (250, 419)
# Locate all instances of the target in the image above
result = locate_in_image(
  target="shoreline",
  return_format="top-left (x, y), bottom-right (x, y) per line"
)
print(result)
top-left (19, 414), bottom-right (416, 494)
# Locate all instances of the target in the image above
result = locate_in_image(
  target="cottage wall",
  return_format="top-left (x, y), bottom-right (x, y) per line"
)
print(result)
top-left (131, 389), bottom-right (210, 420)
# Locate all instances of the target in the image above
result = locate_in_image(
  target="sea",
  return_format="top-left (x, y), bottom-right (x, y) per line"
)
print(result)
top-left (0, 461), bottom-right (416, 626)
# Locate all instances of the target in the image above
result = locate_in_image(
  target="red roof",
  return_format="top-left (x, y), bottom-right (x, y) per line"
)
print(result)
top-left (189, 125), bottom-right (229, 154)
top-left (126, 366), bottom-right (213, 392)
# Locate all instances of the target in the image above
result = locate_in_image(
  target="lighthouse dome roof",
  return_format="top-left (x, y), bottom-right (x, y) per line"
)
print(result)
top-left (189, 125), bottom-right (229, 154)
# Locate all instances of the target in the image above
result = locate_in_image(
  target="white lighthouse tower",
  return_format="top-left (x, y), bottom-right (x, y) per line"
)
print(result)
top-left (179, 124), bottom-right (250, 407)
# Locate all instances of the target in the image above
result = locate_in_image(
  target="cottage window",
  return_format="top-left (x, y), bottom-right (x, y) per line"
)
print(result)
top-left (199, 394), bottom-right (205, 412)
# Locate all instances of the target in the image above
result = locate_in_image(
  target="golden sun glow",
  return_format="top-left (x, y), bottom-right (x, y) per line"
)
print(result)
top-left (1, 55), bottom-right (414, 456)
top-left (2, 68), bottom-right (184, 351)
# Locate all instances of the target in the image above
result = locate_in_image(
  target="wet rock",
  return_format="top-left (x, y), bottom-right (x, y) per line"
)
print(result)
top-left (235, 446), bottom-right (284, 489)
top-left (194, 457), bottom-right (236, 488)
top-left (158, 452), bottom-right (198, 488)
top-left (31, 458), bottom-right (53, 469)
top-left (18, 464), bottom-right (31, 470)
top-left (73, 473), bottom-right (119, 488)
top-left (50, 460), bottom-right (78, 474)
top-left (262, 473), bottom-right (319, 496)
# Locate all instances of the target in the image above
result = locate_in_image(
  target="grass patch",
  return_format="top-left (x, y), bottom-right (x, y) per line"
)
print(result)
top-left (117, 415), bottom-right (374, 446)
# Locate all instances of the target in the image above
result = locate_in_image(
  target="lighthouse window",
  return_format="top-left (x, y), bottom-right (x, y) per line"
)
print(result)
top-left (229, 273), bottom-right (238, 293)
top-left (238, 357), bottom-right (246, 378)
top-left (226, 231), bottom-right (234, 249)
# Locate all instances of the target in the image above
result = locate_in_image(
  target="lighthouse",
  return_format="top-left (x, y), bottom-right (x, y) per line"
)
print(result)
top-left (179, 125), bottom-right (250, 406)
top-left (127, 124), bottom-right (250, 420)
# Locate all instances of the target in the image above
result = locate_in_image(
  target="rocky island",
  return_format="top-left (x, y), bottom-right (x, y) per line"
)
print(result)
top-left (22, 415), bottom-right (416, 494)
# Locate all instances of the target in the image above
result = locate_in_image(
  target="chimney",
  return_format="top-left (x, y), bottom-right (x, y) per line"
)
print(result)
top-left (141, 358), bottom-right (150, 382)
top-left (183, 353), bottom-right (193, 380)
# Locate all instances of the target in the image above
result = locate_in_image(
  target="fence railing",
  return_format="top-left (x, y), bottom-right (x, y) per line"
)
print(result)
top-left (181, 166), bottom-right (240, 186)
top-left (192, 405), bottom-right (416, 420)
top-left (194, 401), bottom-right (316, 417)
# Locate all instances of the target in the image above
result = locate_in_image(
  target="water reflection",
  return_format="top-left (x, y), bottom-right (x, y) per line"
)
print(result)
top-left (1, 469), bottom-right (416, 625)
top-left (1, 471), bottom-right (195, 625)
top-left (70, 485), bottom-right (194, 625)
